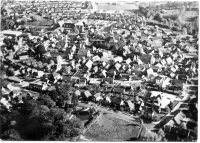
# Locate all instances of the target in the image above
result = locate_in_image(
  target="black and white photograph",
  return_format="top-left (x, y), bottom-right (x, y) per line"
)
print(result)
top-left (0, 0), bottom-right (198, 141)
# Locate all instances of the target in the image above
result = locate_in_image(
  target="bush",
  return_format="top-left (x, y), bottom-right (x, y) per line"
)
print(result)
top-left (1, 129), bottom-right (22, 141)
top-left (0, 78), bottom-right (9, 88)
top-left (152, 114), bottom-right (160, 122)
top-left (6, 68), bottom-right (14, 77)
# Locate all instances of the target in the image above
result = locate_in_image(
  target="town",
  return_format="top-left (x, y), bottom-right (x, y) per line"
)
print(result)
top-left (0, 0), bottom-right (198, 141)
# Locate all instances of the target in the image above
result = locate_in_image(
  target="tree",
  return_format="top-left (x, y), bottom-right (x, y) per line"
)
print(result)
top-left (146, 10), bottom-right (151, 19)
top-left (182, 27), bottom-right (187, 35)
top-left (194, 17), bottom-right (199, 31)
top-left (61, 66), bottom-right (70, 75)
top-left (154, 12), bottom-right (163, 22)
top-left (71, 93), bottom-right (78, 112)
top-left (66, 118), bottom-right (84, 140)
top-left (0, 78), bottom-right (9, 89)
top-left (0, 82), bottom-right (83, 141)
top-left (36, 45), bottom-right (46, 60)
top-left (37, 94), bottom-right (56, 108)
top-left (1, 129), bottom-right (22, 141)
top-left (137, 120), bottom-right (165, 141)
top-left (56, 83), bottom-right (72, 105)
top-left (48, 90), bottom-right (60, 103)
top-left (139, 3), bottom-right (147, 15)
top-left (6, 67), bottom-right (14, 76)
top-left (157, 128), bottom-right (165, 140)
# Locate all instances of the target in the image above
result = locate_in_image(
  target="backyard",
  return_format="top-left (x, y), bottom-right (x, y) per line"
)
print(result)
top-left (84, 113), bottom-right (140, 141)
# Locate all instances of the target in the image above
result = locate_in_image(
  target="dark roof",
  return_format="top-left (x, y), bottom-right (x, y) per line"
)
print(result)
top-left (114, 88), bottom-right (125, 93)
top-left (140, 54), bottom-right (152, 64)
top-left (77, 49), bottom-right (87, 56)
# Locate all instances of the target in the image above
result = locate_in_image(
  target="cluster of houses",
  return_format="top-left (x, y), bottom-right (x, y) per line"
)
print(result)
top-left (0, 0), bottom-right (198, 141)
top-left (21, 1), bottom-right (92, 20)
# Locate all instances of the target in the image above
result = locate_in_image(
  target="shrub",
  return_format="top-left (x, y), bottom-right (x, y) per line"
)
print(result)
top-left (6, 68), bottom-right (14, 76)
top-left (152, 115), bottom-right (160, 122)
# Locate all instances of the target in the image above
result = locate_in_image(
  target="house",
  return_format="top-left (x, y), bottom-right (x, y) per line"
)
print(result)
top-left (126, 100), bottom-right (135, 112)
top-left (1, 30), bottom-right (22, 37)
top-left (53, 72), bottom-right (62, 81)
top-left (162, 29), bottom-right (172, 35)
top-left (140, 36), bottom-right (151, 43)
top-left (110, 96), bottom-right (121, 110)
top-left (63, 21), bottom-right (75, 29)
top-left (93, 92), bottom-right (103, 103)
top-left (103, 77), bottom-right (114, 84)
top-left (140, 54), bottom-right (152, 64)
top-left (75, 77), bottom-right (87, 87)
top-left (113, 87), bottom-right (125, 93)
top-left (28, 81), bottom-right (48, 92)
top-left (150, 37), bottom-right (163, 47)
top-left (74, 90), bottom-right (81, 96)
top-left (81, 90), bottom-right (92, 101)
top-left (50, 52), bottom-right (67, 59)
top-left (77, 49), bottom-right (88, 57)
top-left (19, 55), bottom-right (29, 60)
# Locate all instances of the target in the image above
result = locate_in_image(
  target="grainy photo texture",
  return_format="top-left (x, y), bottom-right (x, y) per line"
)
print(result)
top-left (0, 0), bottom-right (198, 141)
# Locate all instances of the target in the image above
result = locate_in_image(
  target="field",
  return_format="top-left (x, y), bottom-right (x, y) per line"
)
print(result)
top-left (162, 9), bottom-right (198, 23)
top-left (95, 3), bottom-right (139, 11)
top-left (84, 113), bottom-right (140, 141)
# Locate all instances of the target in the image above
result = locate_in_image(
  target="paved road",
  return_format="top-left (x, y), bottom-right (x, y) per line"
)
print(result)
top-left (78, 102), bottom-right (140, 124)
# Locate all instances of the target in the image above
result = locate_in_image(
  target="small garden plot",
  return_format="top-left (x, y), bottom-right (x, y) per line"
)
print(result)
top-left (84, 114), bottom-right (140, 141)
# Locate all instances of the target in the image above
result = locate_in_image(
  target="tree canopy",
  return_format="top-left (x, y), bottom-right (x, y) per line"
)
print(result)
top-left (1, 85), bottom-right (83, 141)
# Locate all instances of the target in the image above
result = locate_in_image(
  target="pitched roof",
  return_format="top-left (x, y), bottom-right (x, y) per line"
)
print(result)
top-left (102, 25), bottom-right (112, 33)
top-left (84, 90), bottom-right (91, 98)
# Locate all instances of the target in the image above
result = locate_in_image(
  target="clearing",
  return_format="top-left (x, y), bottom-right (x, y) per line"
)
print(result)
top-left (84, 113), bottom-right (140, 141)
top-left (95, 3), bottom-right (139, 11)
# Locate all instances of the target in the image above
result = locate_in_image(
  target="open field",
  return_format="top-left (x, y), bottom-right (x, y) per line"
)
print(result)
top-left (95, 3), bottom-right (139, 11)
top-left (84, 113), bottom-right (140, 141)
top-left (162, 9), bottom-right (198, 23)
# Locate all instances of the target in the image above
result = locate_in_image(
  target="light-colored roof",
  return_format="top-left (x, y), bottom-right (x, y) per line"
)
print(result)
top-left (84, 90), bottom-right (91, 97)
top-left (1, 30), bottom-right (22, 36)
top-left (7, 77), bottom-right (23, 83)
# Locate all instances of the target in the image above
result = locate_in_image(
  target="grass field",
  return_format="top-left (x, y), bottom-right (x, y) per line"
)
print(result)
top-left (84, 113), bottom-right (140, 141)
